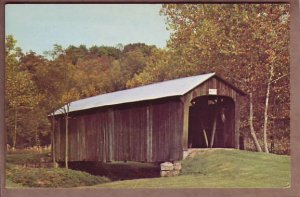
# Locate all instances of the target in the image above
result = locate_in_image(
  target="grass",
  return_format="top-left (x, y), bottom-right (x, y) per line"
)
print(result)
top-left (6, 164), bottom-right (110, 188)
top-left (6, 148), bottom-right (290, 188)
top-left (88, 149), bottom-right (290, 188)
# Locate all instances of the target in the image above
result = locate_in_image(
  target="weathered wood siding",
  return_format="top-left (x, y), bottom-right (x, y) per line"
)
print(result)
top-left (181, 76), bottom-right (243, 150)
top-left (54, 99), bottom-right (183, 163)
top-left (53, 75), bottom-right (245, 163)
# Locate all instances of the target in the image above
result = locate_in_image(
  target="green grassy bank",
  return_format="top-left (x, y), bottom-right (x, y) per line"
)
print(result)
top-left (90, 149), bottom-right (290, 188)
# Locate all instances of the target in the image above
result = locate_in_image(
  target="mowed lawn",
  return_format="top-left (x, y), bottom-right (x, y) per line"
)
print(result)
top-left (89, 149), bottom-right (290, 188)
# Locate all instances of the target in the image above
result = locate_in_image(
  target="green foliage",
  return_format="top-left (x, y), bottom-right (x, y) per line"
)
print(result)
top-left (91, 149), bottom-right (290, 188)
top-left (6, 164), bottom-right (110, 188)
top-left (6, 151), bottom-right (51, 165)
top-left (126, 48), bottom-right (172, 88)
top-left (89, 45), bottom-right (121, 59)
top-left (5, 36), bottom-right (45, 147)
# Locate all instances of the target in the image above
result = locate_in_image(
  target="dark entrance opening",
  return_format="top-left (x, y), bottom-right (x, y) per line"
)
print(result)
top-left (188, 95), bottom-right (235, 148)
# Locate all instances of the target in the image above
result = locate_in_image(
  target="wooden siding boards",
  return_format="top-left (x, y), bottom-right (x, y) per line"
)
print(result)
top-left (53, 76), bottom-right (244, 163)
top-left (54, 99), bottom-right (183, 163)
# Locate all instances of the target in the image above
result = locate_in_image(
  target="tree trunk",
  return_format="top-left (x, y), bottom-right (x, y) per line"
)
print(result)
top-left (249, 93), bottom-right (262, 152)
top-left (210, 111), bottom-right (218, 148)
top-left (13, 108), bottom-right (17, 150)
top-left (35, 128), bottom-right (40, 148)
top-left (51, 113), bottom-right (57, 168)
top-left (262, 66), bottom-right (274, 154)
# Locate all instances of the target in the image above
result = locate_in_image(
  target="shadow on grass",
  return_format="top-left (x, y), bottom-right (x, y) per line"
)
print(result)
top-left (66, 161), bottom-right (161, 181)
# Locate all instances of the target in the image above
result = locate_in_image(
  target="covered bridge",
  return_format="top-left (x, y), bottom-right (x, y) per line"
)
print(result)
top-left (52, 73), bottom-right (246, 163)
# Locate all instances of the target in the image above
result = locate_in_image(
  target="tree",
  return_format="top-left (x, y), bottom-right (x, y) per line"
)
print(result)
top-left (102, 43), bottom-right (156, 92)
top-left (126, 48), bottom-right (172, 87)
top-left (49, 45), bottom-right (80, 168)
top-left (160, 4), bottom-right (290, 153)
top-left (58, 89), bottom-right (80, 169)
top-left (5, 35), bottom-right (42, 149)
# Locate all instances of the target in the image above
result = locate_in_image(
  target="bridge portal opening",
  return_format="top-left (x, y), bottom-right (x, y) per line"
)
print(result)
top-left (188, 95), bottom-right (235, 148)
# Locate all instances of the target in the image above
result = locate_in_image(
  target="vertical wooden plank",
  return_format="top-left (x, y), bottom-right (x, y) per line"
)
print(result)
top-left (80, 116), bottom-right (83, 161)
top-left (235, 96), bottom-right (240, 149)
top-left (120, 109), bottom-right (123, 161)
top-left (168, 102), bottom-right (172, 160)
top-left (139, 107), bottom-right (142, 162)
top-left (91, 113), bottom-right (97, 161)
top-left (149, 104), bottom-right (153, 162)
top-left (158, 102), bottom-right (164, 161)
top-left (98, 112), bottom-right (103, 162)
top-left (166, 102), bottom-right (171, 161)
top-left (146, 104), bottom-right (152, 162)
top-left (109, 109), bottom-right (114, 161)
top-left (141, 106), bottom-right (144, 162)
top-left (126, 108), bottom-right (130, 161)
top-left (151, 104), bottom-right (156, 162)
top-left (85, 115), bottom-right (90, 161)
top-left (95, 112), bottom-right (99, 161)
top-left (134, 107), bottom-right (138, 162)
top-left (169, 101), bottom-right (176, 161)
top-left (69, 117), bottom-right (73, 161)
top-left (105, 110), bottom-right (109, 162)
top-left (72, 117), bottom-right (76, 161)
top-left (181, 96), bottom-right (190, 151)
top-left (103, 111), bottom-right (107, 162)
top-left (152, 103), bottom-right (156, 162)
top-left (82, 115), bottom-right (86, 161)
top-left (137, 109), bottom-right (143, 161)
top-left (60, 118), bottom-right (64, 162)
top-left (55, 118), bottom-right (61, 162)
top-left (115, 110), bottom-right (118, 161)
top-left (128, 109), bottom-right (132, 161)
top-left (57, 118), bottom-right (60, 162)
top-left (74, 117), bottom-right (81, 161)
top-left (178, 101), bottom-right (184, 160)
top-left (162, 102), bottom-right (166, 161)
top-left (115, 109), bottom-right (119, 161)
top-left (128, 108), bottom-right (131, 161)
top-left (142, 106), bottom-right (147, 162)
top-left (77, 117), bottom-right (81, 161)
top-left (122, 108), bottom-right (125, 161)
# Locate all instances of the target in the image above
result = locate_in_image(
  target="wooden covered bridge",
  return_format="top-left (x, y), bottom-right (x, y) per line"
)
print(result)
top-left (52, 73), bottom-right (246, 163)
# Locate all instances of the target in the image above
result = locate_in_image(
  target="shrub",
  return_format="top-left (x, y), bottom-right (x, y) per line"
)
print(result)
top-left (6, 164), bottom-right (110, 188)
top-left (6, 152), bottom-right (52, 165)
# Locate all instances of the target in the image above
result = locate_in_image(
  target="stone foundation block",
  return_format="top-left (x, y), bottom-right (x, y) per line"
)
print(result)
top-left (160, 162), bottom-right (174, 171)
top-left (173, 162), bottom-right (182, 171)
top-left (160, 161), bottom-right (182, 177)
top-left (172, 170), bottom-right (180, 176)
top-left (160, 170), bottom-right (174, 177)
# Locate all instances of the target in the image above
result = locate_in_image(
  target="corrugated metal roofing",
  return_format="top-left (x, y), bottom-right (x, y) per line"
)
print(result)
top-left (54, 73), bottom-right (216, 115)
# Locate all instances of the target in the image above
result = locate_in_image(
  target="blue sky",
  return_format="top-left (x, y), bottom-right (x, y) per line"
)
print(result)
top-left (5, 4), bottom-right (170, 55)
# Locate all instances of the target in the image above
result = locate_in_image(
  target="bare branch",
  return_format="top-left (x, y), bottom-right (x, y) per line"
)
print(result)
top-left (270, 74), bottom-right (288, 84)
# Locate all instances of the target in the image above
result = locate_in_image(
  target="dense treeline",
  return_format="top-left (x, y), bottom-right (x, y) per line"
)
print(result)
top-left (5, 38), bottom-right (156, 148)
top-left (5, 4), bottom-right (290, 154)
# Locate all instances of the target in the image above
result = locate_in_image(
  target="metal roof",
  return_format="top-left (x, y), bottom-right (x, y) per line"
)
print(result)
top-left (54, 73), bottom-right (218, 115)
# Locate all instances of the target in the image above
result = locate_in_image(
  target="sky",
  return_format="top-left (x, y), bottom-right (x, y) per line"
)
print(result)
top-left (5, 4), bottom-right (170, 55)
